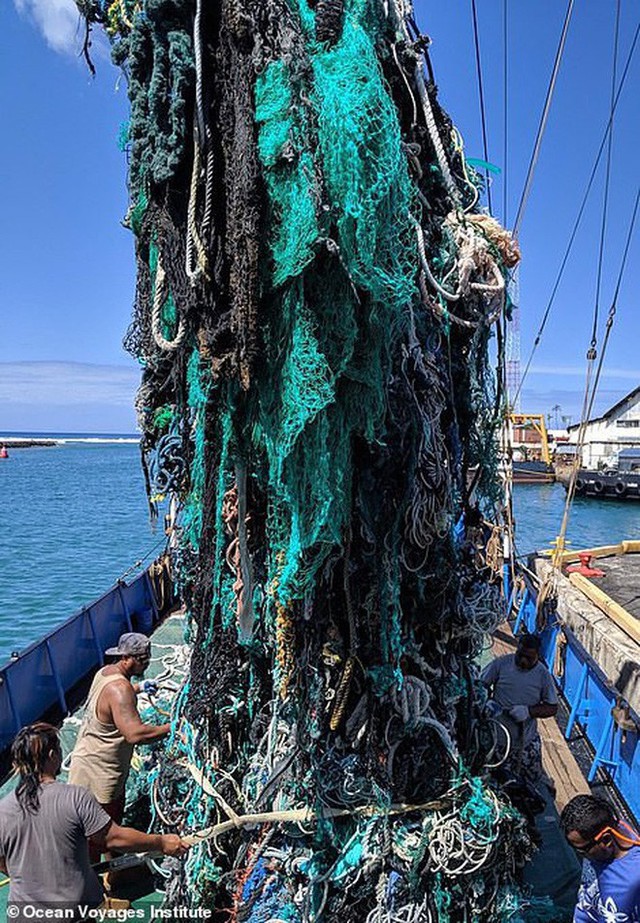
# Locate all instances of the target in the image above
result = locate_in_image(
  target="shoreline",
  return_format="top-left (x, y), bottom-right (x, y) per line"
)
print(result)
top-left (1, 437), bottom-right (140, 448)
top-left (1, 438), bottom-right (58, 448)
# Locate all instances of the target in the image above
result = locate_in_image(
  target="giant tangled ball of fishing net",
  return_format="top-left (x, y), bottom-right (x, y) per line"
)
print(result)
top-left (76, 0), bottom-right (528, 920)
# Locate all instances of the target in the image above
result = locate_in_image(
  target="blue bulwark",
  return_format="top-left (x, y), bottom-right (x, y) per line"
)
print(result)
top-left (0, 569), bottom-right (162, 760)
top-left (512, 575), bottom-right (640, 822)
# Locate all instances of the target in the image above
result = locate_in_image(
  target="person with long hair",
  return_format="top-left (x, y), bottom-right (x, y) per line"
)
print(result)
top-left (561, 794), bottom-right (640, 922)
top-left (0, 723), bottom-right (188, 919)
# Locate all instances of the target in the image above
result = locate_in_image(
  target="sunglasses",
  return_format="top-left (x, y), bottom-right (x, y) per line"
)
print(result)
top-left (571, 821), bottom-right (640, 856)
top-left (573, 834), bottom-right (605, 856)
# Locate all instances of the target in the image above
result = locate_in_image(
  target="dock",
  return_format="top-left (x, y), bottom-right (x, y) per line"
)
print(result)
top-left (586, 551), bottom-right (640, 622)
top-left (533, 548), bottom-right (640, 717)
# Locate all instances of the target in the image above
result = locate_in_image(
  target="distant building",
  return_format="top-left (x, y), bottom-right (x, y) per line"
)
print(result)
top-left (568, 386), bottom-right (640, 468)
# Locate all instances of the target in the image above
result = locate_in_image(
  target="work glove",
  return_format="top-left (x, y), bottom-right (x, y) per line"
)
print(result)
top-left (485, 700), bottom-right (503, 719)
top-left (141, 680), bottom-right (159, 696)
top-left (509, 705), bottom-right (530, 723)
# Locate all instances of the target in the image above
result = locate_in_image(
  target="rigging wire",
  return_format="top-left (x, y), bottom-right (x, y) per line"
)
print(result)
top-left (553, 181), bottom-right (640, 566)
top-left (470, 0), bottom-right (493, 214)
top-left (514, 14), bottom-right (640, 408)
top-left (590, 0), bottom-right (621, 351)
top-left (511, 0), bottom-right (575, 240)
top-left (588, 184), bottom-right (640, 419)
top-left (502, 0), bottom-right (508, 227)
top-left (554, 0), bottom-right (637, 567)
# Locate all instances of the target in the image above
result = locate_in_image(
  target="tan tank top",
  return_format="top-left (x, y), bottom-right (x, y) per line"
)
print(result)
top-left (68, 669), bottom-right (135, 804)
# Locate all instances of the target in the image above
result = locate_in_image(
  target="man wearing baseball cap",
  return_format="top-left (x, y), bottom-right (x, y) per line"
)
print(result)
top-left (69, 633), bottom-right (170, 845)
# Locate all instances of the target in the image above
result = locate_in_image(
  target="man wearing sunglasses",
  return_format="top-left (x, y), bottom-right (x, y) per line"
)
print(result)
top-left (69, 633), bottom-right (170, 841)
top-left (561, 794), bottom-right (640, 922)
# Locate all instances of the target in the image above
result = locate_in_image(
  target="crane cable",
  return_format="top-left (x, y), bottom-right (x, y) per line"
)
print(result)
top-left (515, 14), bottom-right (640, 409)
top-left (502, 1), bottom-right (574, 579)
top-left (499, 0), bottom-right (518, 594)
top-left (502, 0), bottom-right (508, 228)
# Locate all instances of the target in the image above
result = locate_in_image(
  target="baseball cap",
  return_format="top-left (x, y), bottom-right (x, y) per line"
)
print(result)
top-left (105, 632), bottom-right (151, 658)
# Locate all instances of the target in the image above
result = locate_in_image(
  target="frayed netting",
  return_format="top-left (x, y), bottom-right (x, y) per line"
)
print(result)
top-left (76, 0), bottom-right (529, 919)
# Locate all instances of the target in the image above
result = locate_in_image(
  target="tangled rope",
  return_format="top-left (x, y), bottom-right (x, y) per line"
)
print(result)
top-left (75, 0), bottom-right (528, 919)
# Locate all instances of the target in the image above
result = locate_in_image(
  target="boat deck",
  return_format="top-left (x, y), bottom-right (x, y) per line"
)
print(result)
top-left (0, 610), bottom-right (190, 919)
top-left (593, 552), bottom-right (640, 621)
top-left (491, 625), bottom-right (590, 810)
top-left (0, 611), bottom-right (588, 920)
top-left (490, 625), bottom-right (583, 921)
top-left (58, 608), bottom-right (189, 762)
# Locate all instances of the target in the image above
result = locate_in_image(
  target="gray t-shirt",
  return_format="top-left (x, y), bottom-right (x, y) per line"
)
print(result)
top-left (0, 781), bottom-right (110, 915)
top-left (481, 653), bottom-right (558, 745)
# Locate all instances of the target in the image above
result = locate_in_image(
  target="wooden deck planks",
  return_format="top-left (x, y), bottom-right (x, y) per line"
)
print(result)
top-left (539, 713), bottom-right (590, 811)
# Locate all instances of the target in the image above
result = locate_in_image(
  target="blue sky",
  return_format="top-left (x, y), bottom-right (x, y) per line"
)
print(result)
top-left (2, 1), bottom-right (639, 433)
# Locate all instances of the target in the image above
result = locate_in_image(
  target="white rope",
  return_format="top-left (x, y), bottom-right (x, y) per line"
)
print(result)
top-left (151, 257), bottom-right (187, 351)
top-left (186, 140), bottom-right (209, 284)
top-left (415, 222), bottom-right (504, 328)
top-left (181, 797), bottom-right (450, 847)
top-left (185, 0), bottom-right (210, 285)
top-left (388, 0), bottom-right (459, 202)
top-left (413, 65), bottom-right (459, 202)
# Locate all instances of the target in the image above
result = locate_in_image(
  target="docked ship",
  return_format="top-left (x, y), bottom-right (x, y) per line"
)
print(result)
top-left (509, 413), bottom-right (556, 484)
top-left (558, 388), bottom-right (640, 499)
top-left (568, 449), bottom-right (640, 500)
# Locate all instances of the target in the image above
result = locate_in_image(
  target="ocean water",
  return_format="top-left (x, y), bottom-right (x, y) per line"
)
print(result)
top-left (513, 481), bottom-right (640, 555)
top-left (0, 439), bottom-right (159, 664)
top-left (1, 440), bottom-right (640, 666)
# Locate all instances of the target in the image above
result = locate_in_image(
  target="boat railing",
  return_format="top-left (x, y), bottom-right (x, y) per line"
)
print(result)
top-left (0, 560), bottom-right (172, 763)
top-left (512, 575), bottom-right (640, 821)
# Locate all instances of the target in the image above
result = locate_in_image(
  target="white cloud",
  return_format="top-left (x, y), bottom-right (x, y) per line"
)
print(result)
top-left (0, 361), bottom-right (139, 407)
top-left (14, 0), bottom-right (82, 56)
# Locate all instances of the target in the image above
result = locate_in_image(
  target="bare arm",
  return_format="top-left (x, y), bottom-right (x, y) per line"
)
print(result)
top-left (107, 684), bottom-right (170, 745)
top-left (0, 857), bottom-right (7, 875)
top-left (529, 703), bottom-right (558, 719)
top-left (90, 822), bottom-right (188, 858)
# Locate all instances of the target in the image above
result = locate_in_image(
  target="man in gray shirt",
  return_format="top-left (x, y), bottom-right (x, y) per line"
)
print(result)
top-left (482, 633), bottom-right (558, 795)
top-left (0, 723), bottom-right (188, 920)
